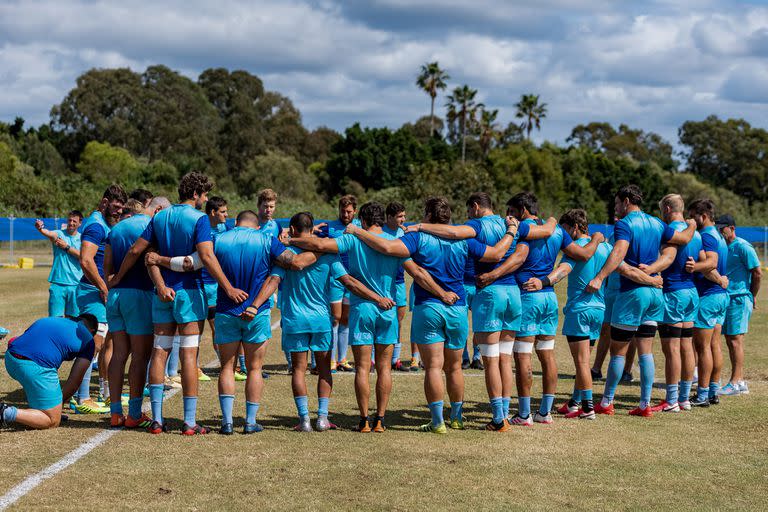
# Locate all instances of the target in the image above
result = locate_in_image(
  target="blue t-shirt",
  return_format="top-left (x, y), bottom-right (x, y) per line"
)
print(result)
top-left (141, 204), bottom-right (212, 291)
top-left (79, 211), bottom-right (111, 287)
top-left (726, 236), bottom-right (761, 299)
top-left (662, 220), bottom-right (702, 293)
top-left (107, 214), bottom-right (153, 291)
top-left (9, 317), bottom-right (95, 368)
top-left (466, 215), bottom-right (518, 287)
top-left (202, 223), bottom-right (229, 285)
top-left (561, 238), bottom-right (612, 314)
top-left (259, 219), bottom-right (281, 239)
top-left (214, 227), bottom-right (287, 316)
top-left (335, 232), bottom-right (409, 306)
top-left (613, 210), bottom-right (675, 292)
top-left (271, 249), bottom-right (347, 333)
top-left (695, 225), bottom-right (729, 297)
top-left (516, 220), bottom-right (574, 294)
top-left (382, 225), bottom-right (406, 284)
top-left (604, 233), bottom-right (621, 297)
top-left (400, 232), bottom-right (486, 307)
top-left (49, 229), bottom-right (83, 286)
top-left (318, 218), bottom-right (361, 270)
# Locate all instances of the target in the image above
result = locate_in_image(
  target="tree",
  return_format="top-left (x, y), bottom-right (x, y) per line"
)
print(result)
top-left (237, 151), bottom-right (318, 202)
top-left (76, 141), bottom-right (141, 187)
top-left (446, 85), bottom-right (482, 163)
top-left (416, 62), bottom-right (450, 137)
top-left (514, 94), bottom-right (547, 140)
top-left (568, 122), bottom-right (676, 171)
top-left (477, 108), bottom-right (500, 156)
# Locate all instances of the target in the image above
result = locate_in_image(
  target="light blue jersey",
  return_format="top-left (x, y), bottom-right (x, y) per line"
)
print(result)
top-left (259, 219), bottom-right (281, 239)
top-left (662, 220), bottom-right (702, 293)
top-left (695, 226), bottom-right (728, 297)
top-left (49, 229), bottom-right (82, 286)
top-left (561, 237), bottom-right (612, 314)
top-left (382, 225), bottom-right (406, 284)
top-left (79, 211), bottom-right (111, 285)
top-left (726, 236), bottom-right (761, 299)
top-left (516, 221), bottom-right (573, 294)
top-left (335, 232), bottom-right (408, 305)
top-left (107, 214), bottom-right (153, 291)
top-left (318, 218), bottom-right (361, 270)
top-left (141, 204), bottom-right (212, 291)
top-left (271, 249), bottom-right (347, 333)
top-left (466, 215), bottom-right (518, 286)
top-left (202, 222), bottom-right (228, 285)
top-left (613, 211), bottom-right (675, 292)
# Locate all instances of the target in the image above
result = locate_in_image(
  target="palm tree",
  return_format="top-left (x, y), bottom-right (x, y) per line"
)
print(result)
top-left (477, 107), bottom-right (500, 156)
top-left (514, 94), bottom-right (548, 140)
top-left (446, 85), bottom-right (481, 162)
top-left (416, 62), bottom-right (450, 137)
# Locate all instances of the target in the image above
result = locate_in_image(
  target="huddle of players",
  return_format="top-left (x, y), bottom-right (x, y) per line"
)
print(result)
top-left (3, 173), bottom-right (760, 434)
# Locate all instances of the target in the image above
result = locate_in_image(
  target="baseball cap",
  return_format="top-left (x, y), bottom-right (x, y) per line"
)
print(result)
top-left (715, 214), bottom-right (735, 228)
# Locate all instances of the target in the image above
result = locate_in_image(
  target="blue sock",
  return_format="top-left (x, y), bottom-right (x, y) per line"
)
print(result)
top-left (77, 362), bottom-right (93, 402)
top-left (473, 343), bottom-right (481, 361)
top-left (246, 401), bottom-right (260, 424)
top-left (149, 384), bottom-right (164, 424)
top-left (128, 397), bottom-right (142, 420)
top-left (3, 405), bottom-right (17, 423)
top-left (571, 386), bottom-right (582, 404)
top-left (490, 397), bottom-right (504, 423)
top-left (183, 396), bottom-right (197, 426)
top-left (310, 350), bottom-right (316, 368)
top-left (166, 336), bottom-right (180, 376)
top-left (219, 394), bottom-right (234, 426)
top-left (294, 395), bottom-right (309, 418)
top-left (110, 400), bottom-right (122, 415)
top-left (238, 355), bottom-right (246, 373)
top-left (392, 342), bottom-right (402, 364)
top-left (582, 389), bottom-right (593, 401)
top-left (539, 394), bottom-right (555, 416)
top-left (284, 350), bottom-right (292, 368)
top-left (428, 401), bottom-right (444, 426)
top-left (638, 353), bottom-right (654, 407)
top-left (519, 396), bottom-right (531, 418)
top-left (337, 324), bottom-right (349, 361)
top-left (501, 397), bottom-right (511, 418)
top-left (709, 381), bottom-right (720, 398)
top-left (450, 401), bottom-right (463, 421)
top-left (603, 355), bottom-right (625, 403)
top-left (679, 380), bottom-right (693, 402)
top-left (697, 385), bottom-right (709, 401)
top-left (665, 383), bottom-right (679, 405)
top-left (318, 397), bottom-right (329, 417)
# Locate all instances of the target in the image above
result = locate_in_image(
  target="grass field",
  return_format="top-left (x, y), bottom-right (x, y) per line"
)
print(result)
top-left (0, 244), bottom-right (767, 510)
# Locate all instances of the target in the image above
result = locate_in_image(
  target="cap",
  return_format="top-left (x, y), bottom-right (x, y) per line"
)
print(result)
top-left (715, 214), bottom-right (735, 228)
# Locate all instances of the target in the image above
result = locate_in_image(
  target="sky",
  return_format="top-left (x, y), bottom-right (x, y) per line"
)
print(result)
top-left (1, 0), bottom-right (767, 147)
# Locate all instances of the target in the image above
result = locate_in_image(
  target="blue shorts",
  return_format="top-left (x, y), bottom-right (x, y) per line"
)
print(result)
top-left (107, 288), bottom-right (154, 335)
top-left (49, 283), bottom-right (79, 317)
top-left (464, 283), bottom-right (476, 311)
top-left (723, 295), bottom-right (754, 335)
top-left (562, 308), bottom-right (604, 340)
top-left (329, 278), bottom-right (345, 303)
top-left (349, 302), bottom-right (398, 345)
top-left (695, 292), bottom-right (728, 329)
top-left (204, 282), bottom-right (218, 308)
top-left (611, 287), bottom-right (663, 327)
top-left (75, 283), bottom-right (107, 323)
top-left (152, 287), bottom-right (207, 325)
top-left (5, 353), bottom-right (62, 410)
top-left (471, 285), bottom-right (521, 333)
top-left (603, 290), bottom-right (617, 323)
top-left (662, 288), bottom-right (699, 325)
top-left (282, 331), bottom-right (332, 353)
top-left (395, 282), bottom-right (407, 308)
top-left (215, 310), bottom-right (271, 344)
top-left (411, 302), bottom-right (469, 350)
top-left (519, 291), bottom-right (558, 338)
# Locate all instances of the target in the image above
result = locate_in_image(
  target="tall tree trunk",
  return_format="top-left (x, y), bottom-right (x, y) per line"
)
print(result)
top-left (429, 94), bottom-right (435, 137)
top-left (461, 112), bottom-right (467, 163)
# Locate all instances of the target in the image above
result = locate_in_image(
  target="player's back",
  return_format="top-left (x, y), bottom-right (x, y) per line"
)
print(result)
top-left (695, 226), bottom-right (729, 297)
top-left (467, 214), bottom-right (516, 285)
top-left (109, 214), bottom-right (153, 291)
top-left (9, 317), bottom-right (94, 368)
top-left (79, 211), bottom-right (111, 285)
top-left (662, 220), bottom-right (702, 293)
top-left (516, 220), bottom-right (569, 292)
top-left (564, 238), bottom-right (611, 313)
top-left (615, 211), bottom-right (667, 291)
top-left (319, 218), bottom-right (360, 269)
top-left (382, 225), bottom-right (406, 284)
top-left (726, 237), bottom-right (761, 297)
top-left (336, 232), bottom-right (404, 304)
top-left (202, 223), bottom-right (228, 285)
top-left (402, 232), bottom-right (468, 306)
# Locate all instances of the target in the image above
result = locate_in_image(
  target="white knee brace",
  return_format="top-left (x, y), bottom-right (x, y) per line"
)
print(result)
top-left (499, 341), bottom-right (515, 355)
top-left (478, 343), bottom-right (500, 357)
top-left (513, 340), bottom-right (534, 354)
top-left (536, 338), bottom-right (555, 351)
top-left (154, 335), bottom-right (174, 350)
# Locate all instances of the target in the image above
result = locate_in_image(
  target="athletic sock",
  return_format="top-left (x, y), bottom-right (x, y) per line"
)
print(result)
top-left (310, 350), bottom-right (317, 369)
top-left (665, 383), bottom-right (679, 405)
top-left (490, 397), bottom-right (504, 423)
top-left (318, 397), bottom-right (329, 418)
top-left (3, 405), bottom-right (17, 423)
top-left (450, 401), bottom-right (463, 421)
top-left (331, 323), bottom-right (339, 363)
top-left (428, 401), bottom-right (444, 426)
top-left (219, 394), bottom-right (234, 426)
top-left (238, 355), bottom-right (246, 373)
top-left (638, 353), bottom-right (654, 409)
top-left (412, 351), bottom-right (421, 363)
top-left (602, 355), bottom-right (625, 405)
top-left (473, 344), bottom-right (481, 361)
top-left (392, 342), bottom-right (402, 364)
top-left (519, 396), bottom-right (531, 418)
top-left (128, 397), bottom-right (142, 420)
top-left (166, 336), bottom-right (180, 376)
top-left (109, 400), bottom-right (122, 415)
top-left (284, 350), bottom-right (292, 368)
top-left (570, 386), bottom-right (582, 407)
top-left (581, 389), bottom-right (594, 413)
top-left (77, 362), bottom-right (93, 402)
top-left (501, 397), bottom-right (511, 418)
top-left (149, 384), bottom-right (164, 424)
top-left (246, 401), bottom-right (260, 424)
top-left (696, 385), bottom-right (709, 401)
top-left (294, 395), bottom-right (309, 418)
top-left (539, 394), bottom-right (555, 416)
top-left (337, 324), bottom-right (350, 362)
top-left (679, 380), bottom-right (693, 402)
top-left (99, 378), bottom-right (109, 400)
top-left (182, 396), bottom-right (197, 426)
top-left (709, 381), bottom-right (720, 399)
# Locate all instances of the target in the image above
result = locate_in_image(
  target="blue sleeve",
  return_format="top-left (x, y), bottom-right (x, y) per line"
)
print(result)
top-left (76, 326), bottom-right (96, 361)
top-left (661, 224), bottom-right (676, 243)
top-left (330, 256), bottom-right (348, 279)
top-left (81, 223), bottom-right (106, 246)
top-left (560, 255), bottom-right (575, 269)
top-left (517, 221), bottom-right (530, 240)
top-left (559, 228), bottom-right (574, 249)
top-left (614, 219), bottom-right (631, 242)
top-left (317, 224), bottom-right (330, 239)
top-left (701, 233), bottom-right (718, 253)
top-left (194, 216), bottom-right (213, 245)
top-left (466, 238), bottom-right (487, 260)
top-left (270, 266), bottom-right (286, 280)
top-left (400, 232), bottom-right (420, 256)
top-left (140, 219), bottom-right (155, 244)
top-left (269, 236), bottom-right (288, 260)
top-left (742, 243), bottom-right (761, 270)
top-left (464, 220), bottom-right (481, 237)
top-left (105, 230), bottom-right (113, 246)
top-left (335, 234), bottom-right (354, 254)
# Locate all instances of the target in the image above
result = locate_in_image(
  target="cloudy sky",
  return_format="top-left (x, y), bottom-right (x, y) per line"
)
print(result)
top-left (1, 0), bottom-right (767, 146)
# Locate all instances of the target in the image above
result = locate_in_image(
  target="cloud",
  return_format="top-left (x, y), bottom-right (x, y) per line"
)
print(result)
top-left (720, 64), bottom-right (768, 103)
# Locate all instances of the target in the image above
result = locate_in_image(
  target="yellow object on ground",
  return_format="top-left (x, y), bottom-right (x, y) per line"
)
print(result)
top-left (18, 257), bottom-right (34, 269)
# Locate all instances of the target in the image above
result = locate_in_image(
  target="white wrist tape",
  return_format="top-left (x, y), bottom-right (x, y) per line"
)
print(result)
top-left (170, 256), bottom-right (187, 272)
top-left (478, 343), bottom-right (500, 357)
top-left (96, 323), bottom-right (108, 338)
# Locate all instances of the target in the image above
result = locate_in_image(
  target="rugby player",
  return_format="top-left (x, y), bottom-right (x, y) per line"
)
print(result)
top-left (586, 185), bottom-right (695, 417)
top-left (74, 185), bottom-right (127, 413)
top-left (383, 202), bottom-right (410, 371)
top-left (717, 214), bottom-right (761, 395)
top-left (35, 211), bottom-right (83, 318)
top-left (1, 315), bottom-right (97, 429)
